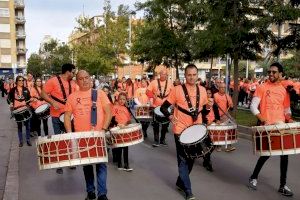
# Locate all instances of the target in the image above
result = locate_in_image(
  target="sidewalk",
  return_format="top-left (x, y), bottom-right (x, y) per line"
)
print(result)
top-left (0, 97), bottom-right (17, 200)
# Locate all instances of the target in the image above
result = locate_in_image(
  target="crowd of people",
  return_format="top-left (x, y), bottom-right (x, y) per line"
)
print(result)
top-left (1, 61), bottom-right (299, 200)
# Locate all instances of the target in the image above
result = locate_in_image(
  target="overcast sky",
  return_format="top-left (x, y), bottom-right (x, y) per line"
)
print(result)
top-left (25, 0), bottom-right (143, 55)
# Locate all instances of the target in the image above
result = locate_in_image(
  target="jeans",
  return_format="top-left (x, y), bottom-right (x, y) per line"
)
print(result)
top-left (17, 120), bottom-right (30, 143)
top-left (152, 121), bottom-right (169, 143)
top-left (83, 164), bottom-right (107, 196)
top-left (251, 155), bottom-right (288, 187)
top-left (174, 135), bottom-right (194, 196)
top-left (52, 117), bottom-right (64, 134)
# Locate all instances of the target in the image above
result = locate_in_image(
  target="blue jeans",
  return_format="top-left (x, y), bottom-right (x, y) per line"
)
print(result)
top-left (83, 164), bottom-right (107, 196)
top-left (52, 117), bottom-right (64, 134)
top-left (17, 120), bottom-right (30, 143)
top-left (174, 135), bottom-right (194, 196)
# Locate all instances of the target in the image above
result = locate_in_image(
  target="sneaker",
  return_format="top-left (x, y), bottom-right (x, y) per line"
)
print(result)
top-left (160, 141), bottom-right (168, 146)
top-left (26, 141), bottom-right (32, 146)
top-left (56, 168), bottom-right (63, 174)
top-left (225, 146), bottom-right (236, 152)
top-left (152, 142), bottom-right (160, 147)
top-left (248, 178), bottom-right (257, 190)
top-left (117, 164), bottom-right (123, 170)
top-left (123, 165), bottom-right (133, 172)
top-left (216, 146), bottom-right (222, 152)
top-left (185, 193), bottom-right (196, 200)
top-left (85, 192), bottom-right (96, 200)
top-left (278, 185), bottom-right (294, 197)
top-left (19, 142), bottom-right (23, 147)
top-left (97, 195), bottom-right (108, 200)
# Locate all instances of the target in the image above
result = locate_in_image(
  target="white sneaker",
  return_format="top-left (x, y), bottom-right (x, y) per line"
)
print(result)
top-left (248, 178), bottom-right (257, 190)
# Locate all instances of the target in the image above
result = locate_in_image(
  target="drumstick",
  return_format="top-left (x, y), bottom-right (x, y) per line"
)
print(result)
top-left (215, 103), bottom-right (237, 125)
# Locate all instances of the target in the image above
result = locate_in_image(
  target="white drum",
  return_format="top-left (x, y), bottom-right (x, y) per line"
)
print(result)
top-left (207, 123), bottom-right (238, 145)
top-left (59, 113), bottom-right (74, 123)
top-left (110, 123), bottom-right (144, 147)
top-left (35, 103), bottom-right (50, 119)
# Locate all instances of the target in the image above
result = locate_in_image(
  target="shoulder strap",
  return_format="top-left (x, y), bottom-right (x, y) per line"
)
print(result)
top-left (180, 84), bottom-right (200, 122)
top-left (157, 79), bottom-right (168, 98)
top-left (91, 89), bottom-right (98, 127)
top-left (56, 75), bottom-right (71, 100)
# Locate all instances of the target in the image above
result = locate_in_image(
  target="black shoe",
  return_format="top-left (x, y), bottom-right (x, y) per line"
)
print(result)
top-left (85, 191), bottom-right (96, 200)
top-left (69, 166), bottom-right (76, 170)
top-left (56, 168), bottom-right (63, 174)
top-left (19, 142), bottom-right (23, 147)
top-left (152, 142), bottom-right (160, 147)
top-left (185, 193), bottom-right (196, 200)
top-left (278, 185), bottom-right (293, 197)
top-left (160, 141), bottom-right (168, 146)
top-left (143, 133), bottom-right (148, 138)
top-left (203, 161), bottom-right (213, 172)
top-left (123, 165), bottom-right (133, 172)
top-left (117, 164), bottom-right (123, 170)
top-left (26, 141), bottom-right (32, 146)
top-left (97, 195), bottom-right (108, 200)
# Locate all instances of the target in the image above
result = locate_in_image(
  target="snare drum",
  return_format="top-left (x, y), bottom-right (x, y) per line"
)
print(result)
top-left (153, 106), bottom-right (172, 124)
top-left (253, 122), bottom-right (300, 156)
top-left (110, 123), bottom-right (143, 147)
top-left (207, 123), bottom-right (238, 145)
top-left (12, 106), bottom-right (32, 122)
top-left (36, 131), bottom-right (107, 170)
top-left (59, 113), bottom-right (74, 123)
top-left (179, 124), bottom-right (213, 159)
top-left (35, 103), bottom-right (50, 119)
top-left (135, 105), bottom-right (152, 122)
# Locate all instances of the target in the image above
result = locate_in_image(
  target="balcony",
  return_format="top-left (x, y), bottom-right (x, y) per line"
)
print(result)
top-left (15, 16), bottom-right (26, 24)
top-left (14, 0), bottom-right (25, 9)
top-left (17, 47), bottom-right (26, 55)
top-left (16, 32), bottom-right (26, 39)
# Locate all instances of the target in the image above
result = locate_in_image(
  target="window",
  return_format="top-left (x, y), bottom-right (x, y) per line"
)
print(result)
top-left (1, 55), bottom-right (12, 63)
top-left (0, 24), bottom-right (10, 33)
top-left (0, 8), bottom-right (9, 17)
top-left (0, 39), bottom-right (11, 48)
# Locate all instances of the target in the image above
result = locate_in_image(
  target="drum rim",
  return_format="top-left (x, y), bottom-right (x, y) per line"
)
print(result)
top-left (12, 106), bottom-right (29, 113)
top-left (35, 104), bottom-right (50, 113)
top-left (253, 122), bottom-right (300, 132)
top-left (37, 131), bottom-right (105, 143)
top-left (110, 123), bottom-right (142, 134)
top-left (207, 124), bottom-right (237, 130)
top-left (179, 124), bottom-right (207, 144)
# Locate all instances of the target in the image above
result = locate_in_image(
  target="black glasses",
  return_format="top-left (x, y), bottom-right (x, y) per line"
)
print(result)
top-left (268, 70), bottom-right (278, 74)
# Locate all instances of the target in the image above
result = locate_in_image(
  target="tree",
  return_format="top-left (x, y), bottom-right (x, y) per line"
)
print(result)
top-left (27, 53), bottom-right (44, 77)
top-left (282, 50), bottom-right (300, 78)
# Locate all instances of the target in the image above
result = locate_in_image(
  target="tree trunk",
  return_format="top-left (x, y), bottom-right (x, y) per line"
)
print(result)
top-left (232, 51), bottom-right (239, 118)
top-left (209, 55), bottom-right (213, 87)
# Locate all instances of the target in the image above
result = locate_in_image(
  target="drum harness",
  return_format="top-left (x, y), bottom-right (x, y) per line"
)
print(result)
top-left (9, 87), bottom-right (31, 118)
top-left (50, 75), bottom-right (71, 105)
top-left (176, 84), bottom-right (200, 122)
top-left (157, 79), bottom-right (168, 99)
top-left (91, 89), bottom-right (98, 128)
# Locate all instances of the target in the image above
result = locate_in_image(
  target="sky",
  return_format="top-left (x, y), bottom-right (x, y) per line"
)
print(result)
top-left (25, 0), bottom-right (143, 56)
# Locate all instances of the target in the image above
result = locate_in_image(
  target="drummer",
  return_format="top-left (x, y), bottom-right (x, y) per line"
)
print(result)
top-left (30, 77), bottom-right (49, 136)
top-left (213, 82), bottom-right (235, 152)
top-left (7, 75), bottom-right (32, 147)
top-left (64, 70), bottom-right (112, 200)
top-left (41, 63), bottom-right (77, 174)
top-left (160, 64), bottom-right (209, 200)
top-left (147, 68), bottom-right (173, 147)
top-left (248, 62), bottom-right (294, 196)
top-left (134, 78), bottom-right (151, 138)
top-left (112, 92), bottom-right (133, 171)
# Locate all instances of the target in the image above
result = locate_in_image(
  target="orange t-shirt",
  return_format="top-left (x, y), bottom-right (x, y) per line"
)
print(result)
top-left (13, 87), bottom-right (28, 108)
top-left (147, 79), bottom-right (173, 107)
top-left (43, 76), bottom-right (77, 117)
top-left (126, 85), bottom-right (135, 99)
top-left (134, 87), bottom-right (149, 105)
top-left (167, 84), bottom-right (208, 134)
top-left (65, 89), bottom-right (111, 132)
top-left (5, 83), bottom-right (15, 93)
top-left (214, 93), bottom-right (233, 117)
top-left (26, 80), bottom-right (34, 90)
top-left (254, 82), bottom-right (290, 125)
top-left (112, 104), bottom-right (131, 125)
top-left (30, 87), bottom-right (47, 109)
top-left (118, 82), bottom-right (126, 91)
top-left (281, 79), bottom-right (294, 89)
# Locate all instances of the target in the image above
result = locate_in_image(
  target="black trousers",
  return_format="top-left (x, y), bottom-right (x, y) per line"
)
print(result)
top-left (250, 155), bottom-right (288, 187)
top-left (36, 118), bottom-right (49, 136)
top-left (141, 122), bottom-right (150, 136)
top-left (152, 121), bottom-right (169, 143)
top-left (115, 147), bottom-right (129, 166)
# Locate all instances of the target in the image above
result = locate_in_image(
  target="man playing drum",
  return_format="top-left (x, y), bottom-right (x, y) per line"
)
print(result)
top-left (147, 68), bottom-right (173, 147)
top-left (41, 63), bottom-right (77, 174)
top-left (248, 62), bottom-right (294, 196)
top-left (64, 70), bottom-right (112, 200)
top-left (160, 64), bottom-right (209, 200)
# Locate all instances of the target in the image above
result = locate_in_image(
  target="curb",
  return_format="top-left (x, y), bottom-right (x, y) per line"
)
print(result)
top-left (238, 125), bottom-right (252, 141)
top-left (3, 133), bottom-right (19, 200)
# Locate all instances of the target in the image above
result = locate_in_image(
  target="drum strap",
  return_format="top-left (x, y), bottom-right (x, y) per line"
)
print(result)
top-left (177, 84), bottom-right (200, 122)
top-left (51, 75), bottom-right (71, 105)
top-left (91, 89), bottom-right (97, 127)
top-left (157, 79), bottom-right (168, 99)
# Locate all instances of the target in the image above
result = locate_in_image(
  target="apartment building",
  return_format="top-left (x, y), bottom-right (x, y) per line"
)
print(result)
top-left (0, 0), bottom-right (25, 77)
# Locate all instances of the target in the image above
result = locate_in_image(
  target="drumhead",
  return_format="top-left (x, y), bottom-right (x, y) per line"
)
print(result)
top-left (180, 125), bottom-right (207, 144)
top-left (59, 113), bottom-right (74, 123)
top-left (35, 104), bottom-right (49, 114)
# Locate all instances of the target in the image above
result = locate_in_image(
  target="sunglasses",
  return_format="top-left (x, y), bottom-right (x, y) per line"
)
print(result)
top-left (268, 70), bottom-right (278, 74)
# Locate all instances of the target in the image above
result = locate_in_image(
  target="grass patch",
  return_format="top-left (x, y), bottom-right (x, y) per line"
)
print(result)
top-left (235, 109), bottom-right (257, 127)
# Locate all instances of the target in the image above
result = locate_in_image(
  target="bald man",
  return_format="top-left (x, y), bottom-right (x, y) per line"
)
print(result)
top-left (64, 70), bottom-right (112, 200)
top-left (147, 69), bottom-right (173, 147)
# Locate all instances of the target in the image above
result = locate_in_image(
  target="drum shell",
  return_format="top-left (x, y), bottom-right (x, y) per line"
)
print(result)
top-left (35, 104), bottom-right (50, 120)
top-left (36, 131), bottom-right (107, 170)
top-left (207, 124), bottom-right (238, 145)
top-left (135, 106), bottom-right (153, 122)
top-left (110, 123), bottom-right (144, 147)
top-left (12, 106), bottom-right (32, 122)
